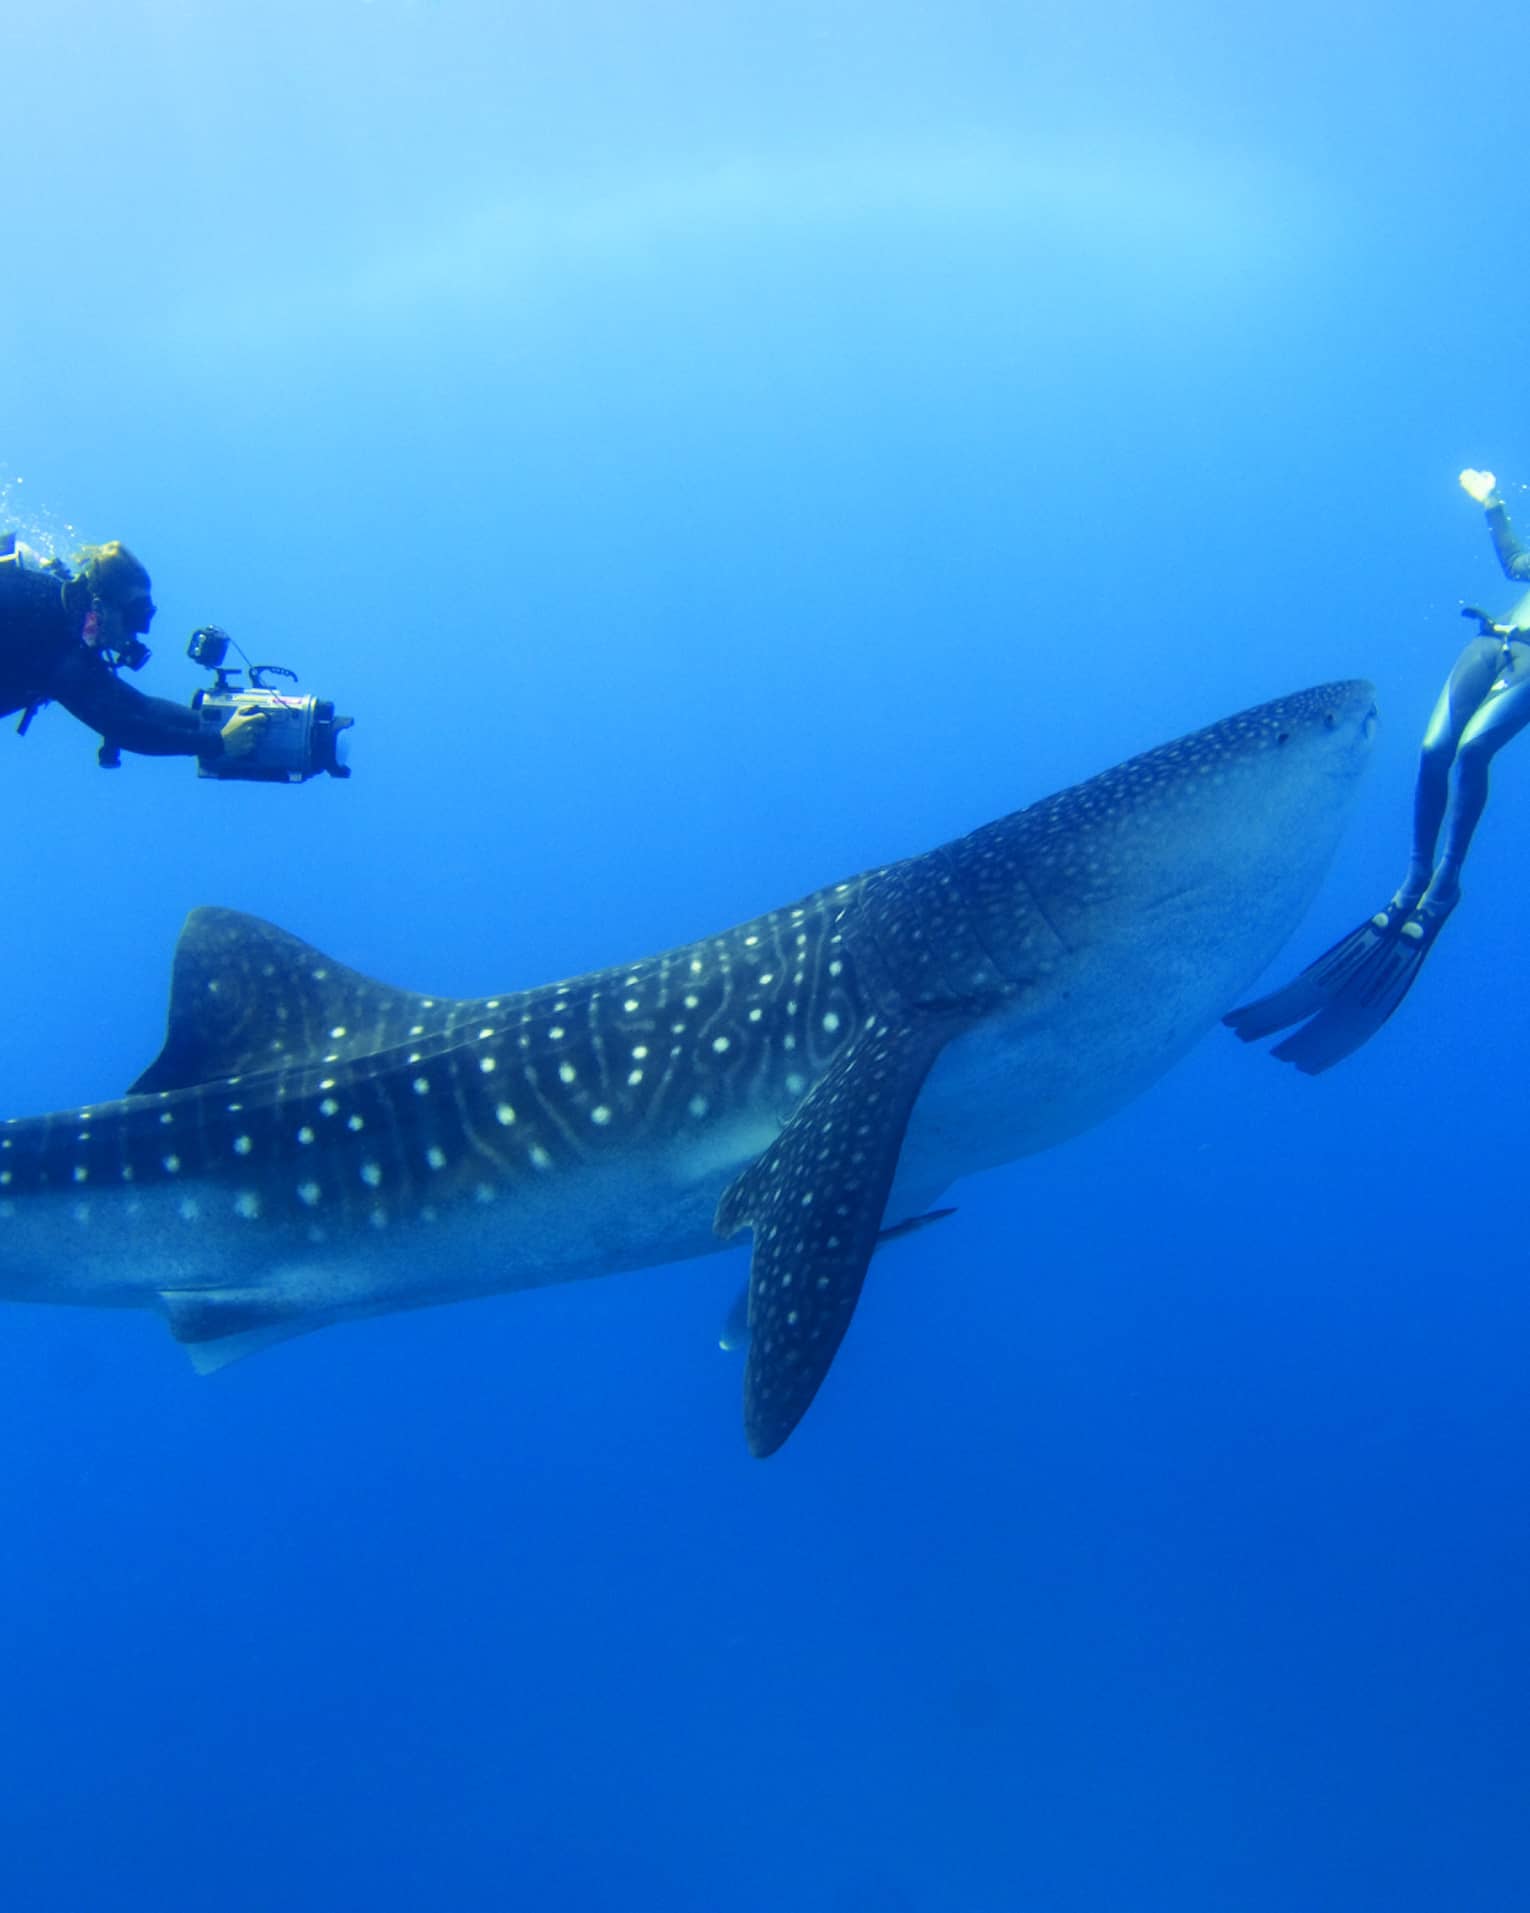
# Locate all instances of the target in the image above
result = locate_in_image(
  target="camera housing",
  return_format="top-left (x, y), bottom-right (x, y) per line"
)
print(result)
top-left (188, 628), bottom-right (353, 784)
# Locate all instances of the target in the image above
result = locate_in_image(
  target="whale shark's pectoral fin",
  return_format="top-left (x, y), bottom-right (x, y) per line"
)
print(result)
top-left (716, 1206), bottom-right (958, 1353)
top-left (715, 1013), bottom-right (971, 1457)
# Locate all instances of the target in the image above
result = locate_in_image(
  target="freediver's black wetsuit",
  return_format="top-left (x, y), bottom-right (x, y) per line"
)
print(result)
top-left (0, 552), bottom-right (223, 762)
top-left (1224, 481), bottom-right (1530, 1072)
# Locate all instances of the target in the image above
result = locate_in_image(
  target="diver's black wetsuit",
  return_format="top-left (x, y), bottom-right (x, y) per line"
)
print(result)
top-left (0, 554), bottom-right (222, 761)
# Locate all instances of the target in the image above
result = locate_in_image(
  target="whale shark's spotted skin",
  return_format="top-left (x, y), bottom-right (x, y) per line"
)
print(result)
top-left (16, 892), bottom-right (873, 1230)
top-left (0, 682), bottom-right (1376, 1454)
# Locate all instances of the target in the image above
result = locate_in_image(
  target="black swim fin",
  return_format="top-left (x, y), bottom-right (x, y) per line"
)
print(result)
top-left (1224, 904), bottom-right (1450, 1074)
top-left (1223, 908), bottom-right (1406, 1044)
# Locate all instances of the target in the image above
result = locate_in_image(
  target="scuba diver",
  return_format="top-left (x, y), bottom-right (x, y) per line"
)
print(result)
top-left (0, 535), bottom-right (266, 767)
top-left (1225, 468), bottom-right (1530, 1072)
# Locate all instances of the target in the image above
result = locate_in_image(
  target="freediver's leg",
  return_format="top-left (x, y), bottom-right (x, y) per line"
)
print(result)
top-left (1394, 636), bottom-right (1504, 907)
top-left (1415, 644), bottom-right (1530, 917)
top-left (1224, 639), bottom-right (1510, 1070)
top-left (1262, 648), bottom-right (1530, 1071)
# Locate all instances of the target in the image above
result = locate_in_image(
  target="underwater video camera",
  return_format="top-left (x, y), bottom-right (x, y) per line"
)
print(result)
top-left (188, 627), bottom-right (353, 784)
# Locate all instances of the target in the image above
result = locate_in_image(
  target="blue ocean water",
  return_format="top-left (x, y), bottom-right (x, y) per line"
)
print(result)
top-left (2, 4), bottom-right (1525, 1908)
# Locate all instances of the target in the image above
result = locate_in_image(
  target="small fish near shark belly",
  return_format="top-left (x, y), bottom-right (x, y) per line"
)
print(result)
top-left (0, 680), bottom-right (1376, 1456)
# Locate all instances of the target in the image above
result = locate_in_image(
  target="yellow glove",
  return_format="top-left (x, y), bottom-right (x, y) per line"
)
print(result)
top-left (221, 706), bottom-right (269, 758)
top-left (1460, 467), bottom-right (1498, 505)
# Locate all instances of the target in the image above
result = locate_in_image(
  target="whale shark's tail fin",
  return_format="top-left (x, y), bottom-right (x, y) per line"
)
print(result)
top-left (1224, 902), bottom-right (1452, 1073)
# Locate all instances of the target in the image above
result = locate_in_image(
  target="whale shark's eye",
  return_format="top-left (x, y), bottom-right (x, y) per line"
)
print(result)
top-left (1275, 730), bottom-right (1290, 746)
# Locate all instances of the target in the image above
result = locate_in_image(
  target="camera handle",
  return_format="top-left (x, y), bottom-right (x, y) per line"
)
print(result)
top-left (247, 665), bottom-right (300, 691)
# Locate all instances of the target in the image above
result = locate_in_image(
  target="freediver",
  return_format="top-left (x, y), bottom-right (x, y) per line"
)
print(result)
top-left (1225, 467), bottom-right (1530, 1072)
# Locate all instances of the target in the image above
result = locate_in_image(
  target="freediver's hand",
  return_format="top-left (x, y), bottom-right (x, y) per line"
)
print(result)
top-left (221, 705), bottom-right (269, 758)
top-left (1460, 468), bottom-right (1499, 506)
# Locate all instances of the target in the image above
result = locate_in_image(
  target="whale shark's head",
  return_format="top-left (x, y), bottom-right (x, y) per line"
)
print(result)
top-left (930, 679), bottom-right (1377, 1019)
top-left (1032, 677), bottom-right (1377, 932)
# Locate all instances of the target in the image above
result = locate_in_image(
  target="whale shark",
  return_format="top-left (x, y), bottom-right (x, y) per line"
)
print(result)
top-left (0, 681), bottom-right (1376, 1455)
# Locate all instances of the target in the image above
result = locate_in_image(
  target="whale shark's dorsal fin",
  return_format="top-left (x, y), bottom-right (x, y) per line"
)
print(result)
top-left (129, 906), bottom-right (461, 1095)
